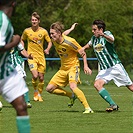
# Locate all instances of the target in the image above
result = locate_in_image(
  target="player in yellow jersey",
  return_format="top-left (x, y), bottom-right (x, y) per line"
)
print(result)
top-left (46, 22), bottom-right (94, 114)
top-left (21, 12), bottom-right (52, 102)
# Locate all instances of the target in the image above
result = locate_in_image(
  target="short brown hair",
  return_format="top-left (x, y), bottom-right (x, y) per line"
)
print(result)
top-left (31, 12), bottom-right (40, 20)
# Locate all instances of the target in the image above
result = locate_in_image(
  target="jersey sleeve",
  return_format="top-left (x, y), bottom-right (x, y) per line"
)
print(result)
top-left (104, 31), bottom-right (115, 41)
top-left (21, 29), bottom-right (28, 41)
top-left (17, 42), bottom-right (24, 51)
top-left (44, 30), bottom-right (51, 43)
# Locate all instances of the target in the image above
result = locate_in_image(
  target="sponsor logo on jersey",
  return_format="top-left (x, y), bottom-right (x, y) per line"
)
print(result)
top-left (94, 43), bottom-right (104, 52)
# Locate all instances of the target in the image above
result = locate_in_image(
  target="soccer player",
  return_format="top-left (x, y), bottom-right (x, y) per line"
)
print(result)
top-left (46, 22), bottom-right (94, 114)
top-left (0, 0), bottom-right (30, 133)
top-left (9, 42), bottom-right (33, 108)
top-left (79, 19), bottom-right (133, 112)
top-left (21, 12), bottom-right (52, 102)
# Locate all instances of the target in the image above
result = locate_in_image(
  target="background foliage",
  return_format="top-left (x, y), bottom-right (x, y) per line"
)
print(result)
top-left (12, 0), bottom-right (133, 70)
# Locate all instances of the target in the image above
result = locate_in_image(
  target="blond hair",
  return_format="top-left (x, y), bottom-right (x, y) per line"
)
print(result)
top-left (50, 21), bottom-right (64, 34)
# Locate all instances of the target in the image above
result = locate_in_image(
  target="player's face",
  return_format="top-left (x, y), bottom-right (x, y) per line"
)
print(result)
top-left (92, 25), bottom-right (101, 38)
top-left (50, 29), bottom-right (61, 42)
top-left (31, 16), bottom-right (40, 27)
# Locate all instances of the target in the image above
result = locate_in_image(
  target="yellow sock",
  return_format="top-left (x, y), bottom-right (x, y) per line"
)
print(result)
top-left (73, 87), bottom-right (90, 109)
top-left (52, 88), bottom-right (72, 98)
top-left (38, 81), bottom-right (44, 94)
top-left (32, 78), bottom-right (38, 91)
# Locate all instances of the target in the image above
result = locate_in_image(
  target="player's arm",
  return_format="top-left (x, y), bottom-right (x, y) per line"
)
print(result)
top-left (18, 42), bottom-right (33, 59)
top-left (44, 41), bottom-right (52, 55)
top-left (20, 49), bottom-right (33, 59)
top-left (63, 23), bottom-right (78, 35)
top-left (98, 30), bottom-right (114, 43)
top-left (79, 50), bottom-right (92, 75)
top-left (0, 35), bottom-right (20, 53)
top-left (78, 42), bottom-right (91, 57)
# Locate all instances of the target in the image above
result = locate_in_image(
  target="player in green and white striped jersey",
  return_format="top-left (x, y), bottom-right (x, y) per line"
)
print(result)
top-left (0, 0), bottom-right (31, 132)
top-left (79, 20), bottom-right (133, 112)
top-left (9, 42), bottom-right (33, 108)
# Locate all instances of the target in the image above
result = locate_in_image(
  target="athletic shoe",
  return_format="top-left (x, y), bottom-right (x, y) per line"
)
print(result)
top-left (33, 92), bottom-right (39, 101)
top-left (27, 102), bottom-right (32, 108)
top-left (83, 108), bottom-right (94, 114)
top-left (106, 104), bottom-right (119, 112)
top-left (38, 96), bottom-right (43, 102)
top-left (68, 95), bottom-right (77, 108)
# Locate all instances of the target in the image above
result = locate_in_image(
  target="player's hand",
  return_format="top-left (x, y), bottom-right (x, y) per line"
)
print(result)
top-left (98, 30), bottom-right (104, 36)
top-left (71, 23), bottom-right (78, 30)
top-left (28, 53), bottom-right (33, 59)
top-left (84, 66), bottom-right (92, 75)
top-left (44, 49), bottom-right (49, 55)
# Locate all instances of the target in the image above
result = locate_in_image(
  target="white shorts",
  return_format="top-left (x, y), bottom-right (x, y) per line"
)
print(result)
top-left (0, 69), bottom-right (28, 103)
top-left (96, 63), bottom-right (132, 87)
top-left (15, 64), bottom-right (26, 78)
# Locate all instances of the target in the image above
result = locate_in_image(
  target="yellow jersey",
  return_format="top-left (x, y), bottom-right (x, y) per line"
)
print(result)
top-left (52, 35), bottom-right (82, 70)
top-left (21, 27), bottom-right (51, 59)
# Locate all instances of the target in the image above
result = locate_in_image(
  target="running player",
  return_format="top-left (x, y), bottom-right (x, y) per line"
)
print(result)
top-left (79, 19), bottom-right (133, 112)
top-left (21, 12), bottom-right (52, 102)
top-left (46, 22), bottom-right (94, 114)
top-left (0, 0), bottom-right (31, 132)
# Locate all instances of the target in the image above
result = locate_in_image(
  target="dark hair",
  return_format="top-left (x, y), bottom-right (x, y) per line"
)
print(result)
top-left (31, 12), bottom-right (40, 20)
top-left (92, 20), bottom-right (106, 31)
top-left (0, 0), bottom-right (16, 7)
top-left (50, 21), bottom-right (64, 34)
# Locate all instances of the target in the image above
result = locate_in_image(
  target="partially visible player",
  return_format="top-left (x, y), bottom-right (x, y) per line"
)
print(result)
top-left (9, 42), bottom-right (33, 108)
top-left (79, 19), bottom-right (133, 112)
top-left (21, 12), bottom-right (52, 102)
top-left (0, 101), bottom-right (2, 111)
top-left (46, 22), bottom-right (94, 114)
top-left (0, 0), bottom-right (30, 132)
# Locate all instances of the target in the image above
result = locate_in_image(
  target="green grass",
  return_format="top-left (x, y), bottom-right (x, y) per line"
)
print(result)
top-left (0, 69), bottom-right (133, 133)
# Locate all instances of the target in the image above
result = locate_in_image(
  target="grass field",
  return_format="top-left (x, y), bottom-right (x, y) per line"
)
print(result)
top-left (0, 68), bottom-right (133, 133)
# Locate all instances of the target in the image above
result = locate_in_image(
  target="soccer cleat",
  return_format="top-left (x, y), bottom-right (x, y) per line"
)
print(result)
top-left (38, 96), bottom-right (43, 102)
top-left (27, 102), bottom-right (32, 108)
top-left (106, 104), bottom-right (119, 112)
top-left (83, 108), bottom-right (94, 114)
top-left (33, 92), bottom-right (39, 101)
top-left (68, 95), bottom-right (77, 108)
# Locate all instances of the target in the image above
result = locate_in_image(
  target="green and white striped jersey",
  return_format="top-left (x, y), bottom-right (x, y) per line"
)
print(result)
top-left (88, 31), bottom-right (121, 70)
top-left (9, 43), bottom-right (24, 68)
top-left (0, 11), bottom-right (14, 79)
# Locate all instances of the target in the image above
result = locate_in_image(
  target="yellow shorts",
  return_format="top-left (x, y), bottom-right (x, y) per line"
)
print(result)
top-left (28, 58), bottom-right (46, 73)
top-left (49, 66), bottom-right (81, 87)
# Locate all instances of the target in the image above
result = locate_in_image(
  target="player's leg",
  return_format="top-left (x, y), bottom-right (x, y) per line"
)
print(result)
top-left (38, 72), bottom-right (44, 101)
top-left (11, 95), bottom-right (30, 133)
top-left (31, 70), bottom-right (39, 101)
top-left (2, 71), bottom-right (31, 133)
top-left (28, 60), bottom-right (39, 101)
top-left (69, 68), bottom-right (93, 113)
top-left (70, 82), bottom-right (94, 114)
top-left (94, 79), bottom-right (118, 111)
top-left (37, 62), bottom-right (46, 101)
top-left (46, 70), bottom-right (73, 98)
top-left (16, 65), bottom-right (32, 107)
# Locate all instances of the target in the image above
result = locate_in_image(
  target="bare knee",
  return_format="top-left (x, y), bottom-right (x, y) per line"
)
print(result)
top-left (94, 79), bottom-right (105, 91)
top-left (46, 84), bottom-right (56, 93)
top-left (127, 84), bottom-right (133, 92)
